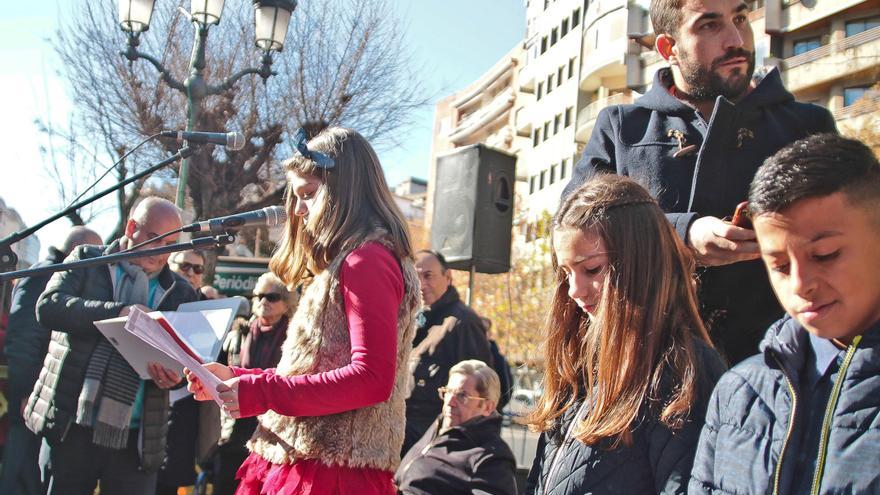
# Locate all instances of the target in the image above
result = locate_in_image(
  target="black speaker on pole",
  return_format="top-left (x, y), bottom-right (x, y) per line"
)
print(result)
top-left (430, 144), bottom-right (516, 274)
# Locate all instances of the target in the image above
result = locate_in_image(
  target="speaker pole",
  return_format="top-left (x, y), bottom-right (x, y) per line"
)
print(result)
top-left (467, 264), bottom-right (476, 306)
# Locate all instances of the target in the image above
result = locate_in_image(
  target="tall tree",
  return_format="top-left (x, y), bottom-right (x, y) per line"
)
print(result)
top-left (52, 0), bottom-right (427, 240)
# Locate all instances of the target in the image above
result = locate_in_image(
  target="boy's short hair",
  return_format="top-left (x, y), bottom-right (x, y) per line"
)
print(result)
top-left (749, 133), bottom-right (880, 218)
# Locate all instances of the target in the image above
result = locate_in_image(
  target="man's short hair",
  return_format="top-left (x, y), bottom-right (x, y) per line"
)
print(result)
top-left (749, 133), bottom-right (880, 218)
top-left (170, 250), bottom-right (205, 264)
top-left (450, 359), bottom-right (501, 405)
top-left (650, 0), bottom-right (686, 37)
top-left (416, 249), bottom-right (450, 272)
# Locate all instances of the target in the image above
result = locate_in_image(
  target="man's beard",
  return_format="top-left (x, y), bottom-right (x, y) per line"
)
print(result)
top-left (679, 48), bottom-right (756, 101)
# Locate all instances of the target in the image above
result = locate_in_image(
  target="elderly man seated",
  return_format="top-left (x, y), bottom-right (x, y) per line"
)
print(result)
top-left (395, 360), bottom-right (517, 495)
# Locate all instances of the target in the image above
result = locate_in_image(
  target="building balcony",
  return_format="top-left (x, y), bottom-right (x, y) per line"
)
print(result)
top-left (575, 92), bottom-right (633, 143)
top-left (782, 25), bottom-right (880, 92)
top-left (766, 0), bottom-right (864, 34)
top-left (515, 106), bottom-right (532, 137)
top-left (834, 92), bottom-right (880, 129)
top-left (448, 87), bottom-right (516, 145)
top-left (580, 6), bottom-right (632, 92)
top-left (518, 64), bottom-right (535, 93)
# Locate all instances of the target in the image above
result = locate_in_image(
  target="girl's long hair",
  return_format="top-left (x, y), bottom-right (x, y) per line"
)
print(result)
top-left (527, 175), bottom-right (713, 447)
top-left (270, 127), bottom-right (413, 286)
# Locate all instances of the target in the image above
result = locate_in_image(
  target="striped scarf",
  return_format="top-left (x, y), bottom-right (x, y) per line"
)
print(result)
top-left (75, 257), bottom-right (160, 449)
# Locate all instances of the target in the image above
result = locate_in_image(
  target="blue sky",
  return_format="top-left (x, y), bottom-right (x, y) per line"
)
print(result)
top-left (0, 1), bottom-right (526, 256)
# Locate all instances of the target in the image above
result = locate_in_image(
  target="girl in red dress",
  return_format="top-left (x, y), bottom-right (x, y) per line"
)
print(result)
top-left (187, 127), bottom-right (419, 495)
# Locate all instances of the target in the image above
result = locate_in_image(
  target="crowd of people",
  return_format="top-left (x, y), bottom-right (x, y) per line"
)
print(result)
top-left (2, 0), bottom-right (880, 493)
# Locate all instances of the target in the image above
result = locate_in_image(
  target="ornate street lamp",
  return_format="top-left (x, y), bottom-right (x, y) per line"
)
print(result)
top-left (117, 0), bottom-right (297, 207)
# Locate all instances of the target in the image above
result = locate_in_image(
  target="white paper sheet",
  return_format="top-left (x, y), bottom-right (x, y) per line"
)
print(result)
top-left (126, 308), bottom-right (225, 406)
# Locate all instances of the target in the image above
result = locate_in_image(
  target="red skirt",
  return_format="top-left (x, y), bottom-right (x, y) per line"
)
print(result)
top-left (235, 452), bottom-right (397, 495)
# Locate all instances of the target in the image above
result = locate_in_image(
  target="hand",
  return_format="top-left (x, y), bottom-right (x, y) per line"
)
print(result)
top-left (217, 377), bottom-right (241, 418)
top-left (119, 304), bottom-right (150, 318)
top-left (688, 216), bottom-right (760, 267)
top-left (147, 362), bottom-right (183, 389)
top-left (185, 362), bottom-right (234, 401)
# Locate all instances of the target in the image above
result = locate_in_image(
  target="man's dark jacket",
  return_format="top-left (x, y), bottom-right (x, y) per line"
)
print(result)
top-left (689, 316), bottom-right (880, 494)
top-left (526, 341), bottom-right (726, 495)
top-left (404, 286), bottom-right (493, 452)
top-left (563, 68), bottom-right (836, 364)
top-left (24, 244), bottom-right (197, 473)
top-left (396, 412), bottom-right (517, 495)
top-left (4, 247), bottom-right (66, 419)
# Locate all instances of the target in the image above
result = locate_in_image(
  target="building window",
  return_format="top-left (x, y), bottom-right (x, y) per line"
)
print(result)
top-left (547, 74), bottom-right (554, 93)
top-left (529, 176), bottom-right (536, 194)
top-left (846, 16), bottom-right (880, 37)
top-left (541, 36), bottom-right (548, 54)
top-left (793, 37), bottom-right (821, 56)
top-left (543, 122), bottom-right (550, 141)
top-left (544, 0), bottom-right (549, 10)
top-left (573, 8), bottom-right (581, 27)
top-left (537, 82), bottom-right (543, 100)
top-left (540, 170), bottom-right (547, 189)
top-left (533, 128), bottom-right (541, 146)
top-left (844, 86), bottom-right (871, 107)
top-left (557, 66), bottom-right (564, 85)
top-left (562, 17), bottom-right (569, 37)
top-left (565, 107), bottom-right (573, 127)
top-left (551, 27), bottom-right (558, 46)
top-left (561, 158), bottom-right (568, 179)
top-left (550, 164), bottom-right (558, 184)
top-left (747, 0), bottom-right (764, 10)
top-left (568, 57), bottom-right (576, 79)
top-left (554, 114), bottom-right (561, 134)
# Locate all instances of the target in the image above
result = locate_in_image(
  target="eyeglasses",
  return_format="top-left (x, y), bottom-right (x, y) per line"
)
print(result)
top-left (174, 261), bottom-right (204, 274)
top-left (438, 387), bottom-right (486, 406)
top-left (254, 292), bottom-right (283, 303)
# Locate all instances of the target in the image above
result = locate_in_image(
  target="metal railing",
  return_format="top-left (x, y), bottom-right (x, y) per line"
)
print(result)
top-left (833, 92), bottom-right (880, 121)
top-left (785, 25), bottom-right (880, 69)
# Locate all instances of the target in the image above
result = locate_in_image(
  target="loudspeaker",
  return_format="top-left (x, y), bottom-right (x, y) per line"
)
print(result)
top-left (430, 144), bottom-right (515, 274)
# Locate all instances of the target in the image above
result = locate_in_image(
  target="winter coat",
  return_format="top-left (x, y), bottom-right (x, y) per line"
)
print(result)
top-left (689, 316), bottom-right (880, 494)
top-left (526, 340), bottom-right (726, 495)
top-left (396, 412), bottom-right (517, 495)
top-left (24, 243), bottom-right (197, 473)
top-left (4, 247), bottom-right (66, 417)
top-left (563, 67), bottom-right (837, 364)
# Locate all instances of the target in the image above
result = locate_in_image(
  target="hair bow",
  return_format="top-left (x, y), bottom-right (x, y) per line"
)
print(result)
top-left (293, 128), bottom-right (335, 169)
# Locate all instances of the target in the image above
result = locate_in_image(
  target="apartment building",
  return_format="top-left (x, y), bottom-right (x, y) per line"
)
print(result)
top-left (424, 44), bottom-right (529, 236)
top-left (517, 0), bottom-right (589, 217)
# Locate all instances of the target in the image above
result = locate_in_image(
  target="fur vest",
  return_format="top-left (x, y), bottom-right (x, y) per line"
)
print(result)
top-left (247, 236), bottom-right (419, 471)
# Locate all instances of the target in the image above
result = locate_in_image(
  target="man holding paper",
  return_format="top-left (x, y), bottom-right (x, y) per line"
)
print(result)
top-left (24, 197), bottom-right (197, 495)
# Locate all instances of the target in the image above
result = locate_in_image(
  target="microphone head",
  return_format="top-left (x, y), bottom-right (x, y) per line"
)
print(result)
top-left (264, 206), bottom-right (288, 228)
top-left (226, 131), bottom-right (246, 151)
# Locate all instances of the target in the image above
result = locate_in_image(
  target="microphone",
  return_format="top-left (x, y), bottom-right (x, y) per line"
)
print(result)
top-left (182, 206), bottom-right (287, 233)
top-left (160, 130), bottom-right (246, 150)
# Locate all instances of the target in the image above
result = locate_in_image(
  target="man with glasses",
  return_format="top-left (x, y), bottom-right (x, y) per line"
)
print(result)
top-left (395, 360), bottom-right (517, 495)
top-left (404, 250), bottom-right (493, 455)
top-left (169, 250), bottom-right (217, 300)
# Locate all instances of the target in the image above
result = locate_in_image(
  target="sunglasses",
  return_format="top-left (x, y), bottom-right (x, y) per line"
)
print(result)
top-left (255, 292), bottom-right (283, 303)
top-left (174, 261), bottom-right (204, 274)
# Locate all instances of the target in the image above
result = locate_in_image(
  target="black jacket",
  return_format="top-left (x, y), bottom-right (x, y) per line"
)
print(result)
top-left (689, 316), bottom-right (880, 494)
top-left (396, 412), bottom-right (517, 495)
top-left (564, 68), bottom-right (836, 364)
top-left (405, 286), bottom-right (493, 451)
top-left (25, 244), bottom-right (197, 473)
top-left (3, 247), bottom-right (66, 418)
top-left (526, 341), bottom-right (726, 495)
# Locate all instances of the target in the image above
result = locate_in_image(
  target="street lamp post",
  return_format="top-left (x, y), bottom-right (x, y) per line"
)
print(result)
top-left (117, 0), bottom-right (297, 208)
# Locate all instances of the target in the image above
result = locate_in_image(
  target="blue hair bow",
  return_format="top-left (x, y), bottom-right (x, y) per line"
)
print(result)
top-left (293, 128), bottom-right (335, 169)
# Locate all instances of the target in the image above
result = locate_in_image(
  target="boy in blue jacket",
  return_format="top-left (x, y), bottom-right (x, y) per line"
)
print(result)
top-left (689, 133), bottom-right (880, 494)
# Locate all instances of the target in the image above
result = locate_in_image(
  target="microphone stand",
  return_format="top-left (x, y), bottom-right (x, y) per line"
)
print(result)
top-left (0, 146), bottom-right (196, 272)
top-left (0, 232), bottom-right (235, 283)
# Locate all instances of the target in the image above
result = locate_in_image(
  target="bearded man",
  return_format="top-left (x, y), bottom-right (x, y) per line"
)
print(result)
top-left (563, 0), bottom-right (837, 364)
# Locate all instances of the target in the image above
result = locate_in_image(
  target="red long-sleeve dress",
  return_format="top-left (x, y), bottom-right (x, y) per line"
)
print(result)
top-left (232, 243), bottom-right (403, 495)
